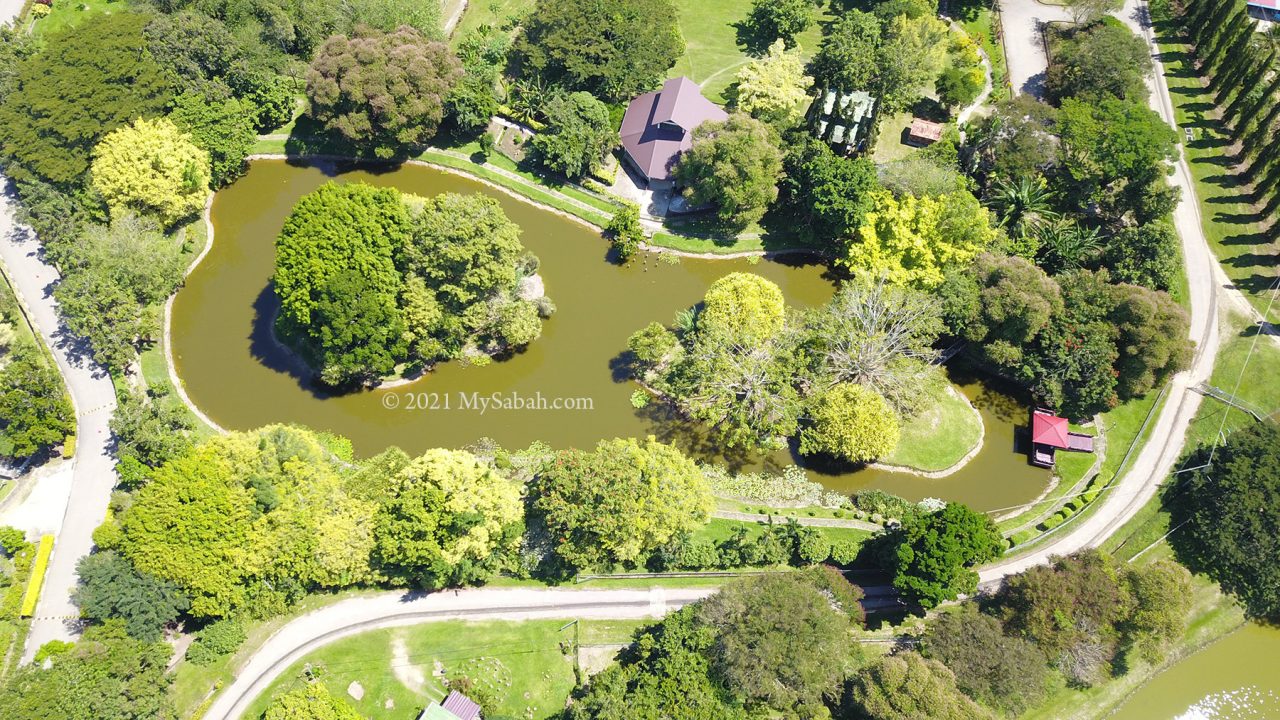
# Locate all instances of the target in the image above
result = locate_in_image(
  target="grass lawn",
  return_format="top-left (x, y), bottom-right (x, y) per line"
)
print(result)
top-left (1184, 310), bottom-right (1280, 448)
top-left (1154, 24), bottom-right (1280, 323)
top-left (243, 619), bottom-right (640, 720)
top-left (872, 112), bottom-right (921, 164)
top-left (30, 0), bottom-right (116, 37)
top-left (882, 385), bottom-right (982, 472)
top-left (448, 0), bottom-right (533, 42)
top-left (666, 0), bottom-right (829, 103)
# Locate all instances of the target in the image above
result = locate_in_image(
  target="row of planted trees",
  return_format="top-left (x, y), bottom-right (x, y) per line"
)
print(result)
top-left (1177, 0), bottom-right (1280, 220)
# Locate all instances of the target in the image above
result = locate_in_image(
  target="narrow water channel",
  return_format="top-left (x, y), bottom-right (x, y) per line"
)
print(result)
top-left (1109, 623), bottom-right (1280, 720)
top-left (169, 159), bottom-right (1049, 511)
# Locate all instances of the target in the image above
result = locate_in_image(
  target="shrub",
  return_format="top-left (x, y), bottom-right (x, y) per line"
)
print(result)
top-left (706, 465), bottom-right (847, 508)
top-left (797, 531), bottom-right (832, 565)
top-left (186, 618), bottom-right (247, 665)
top-left (19, 535), bottom-right (53, 617)
top-left (829, 539), bottom-right (861, 565)
top-left (0, 526), bottom-right (28, 555)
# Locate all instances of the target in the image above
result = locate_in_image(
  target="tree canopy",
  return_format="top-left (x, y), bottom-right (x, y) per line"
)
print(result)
top-left (846, 651), bottom-right (996, 720)
top-left (1168, 422), bottom-right (1280, 620)
top-left (532, 438), bottom-right (713, 572)
top-left (891, 502), bottom-right (1003, 608)
top-left (531, 91), bottom-right (615, 179)
top-left (674, 113), bottom-right (784, 229)
top-left (264, 682), bottom-right (362, 720)
top-left (0, 13), bottom-right (173, 187)
top-left (90, 117), bottom-right (211, 226)
top-left (306, 26), bottom-right (461, 159)
top-left (799, 384), bottom-right (900, 462)
top-left (1046, 20), bottom-right (1152, 102)
top-left (515, 0), bottom-right (684, 101)
top-left (732, 40), bottom-right (814, 128)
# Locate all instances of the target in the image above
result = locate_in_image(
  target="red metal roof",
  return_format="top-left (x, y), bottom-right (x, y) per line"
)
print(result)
top-left (1032, 410), bottom-right (1070, 449)
top-left (440, 691), bottom-right (481, 720)
top-left (1249, 0), bottom-right (1279, 10)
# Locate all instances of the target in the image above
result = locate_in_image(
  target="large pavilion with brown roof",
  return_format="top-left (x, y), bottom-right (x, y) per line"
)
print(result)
top-left (618, 77), bottom-right (727, 189)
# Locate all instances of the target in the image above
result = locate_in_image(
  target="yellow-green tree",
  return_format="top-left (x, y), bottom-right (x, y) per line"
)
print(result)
top-left (90, 117), bottom-right (211, 225)
top-left (264, 682), bottom-right (362, 720)
top-left (799, 383), bottom-right (899, 462)
top-left (841, 190), bottom-right (997, 288)
top-left (373, 448), bottom-right (524, 587)
top-left (732, 39), bottom-right (814, 128)
top-left (700, 272), bottom-right (786, 343)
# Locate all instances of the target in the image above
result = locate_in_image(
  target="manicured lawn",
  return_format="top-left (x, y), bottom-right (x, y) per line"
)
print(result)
top-left (872, 112), bottom-right (921, 164)
top-left (1154, 25), bottom-right (1280, 323)
top-left (667, 0), bottom-right (829, 103)
top-left (243, 619), bottom-right (639, 720)
top-left (30, 0), bottom-right (116, 37)
top-left (1184, 311), bottom-right (1280, 448)
top-left (882, 385), bottom-right (982, 472)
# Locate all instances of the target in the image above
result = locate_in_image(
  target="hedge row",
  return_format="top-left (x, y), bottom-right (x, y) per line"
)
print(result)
top-left (19, 535), bottom-right (54, 618)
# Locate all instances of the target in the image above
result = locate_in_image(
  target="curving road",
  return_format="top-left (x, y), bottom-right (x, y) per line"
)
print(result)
top-left (201, 587), bottom-right (718, 720)
top-left (0, 184), bottom-right (119, 662)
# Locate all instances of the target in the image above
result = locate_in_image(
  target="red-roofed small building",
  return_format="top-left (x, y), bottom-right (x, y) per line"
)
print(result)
top-left (906, 118), bottom-right (944, 146)
top-left (418, 691), bottom-right (482, 720)
top-left (1030, 408), bottom-right (1095, 467)
top-left (619, 77), bottom-right (728, 189)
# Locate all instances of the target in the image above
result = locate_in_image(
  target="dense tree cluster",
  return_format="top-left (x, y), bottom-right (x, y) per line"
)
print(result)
top-left (628, 273), bottom-right (946, 459)
top-left (1167, 422), bottom-right (1280, 619)
top-left (890, 502), bottom-right (1003, 608)
top-left (514, 0), bottom-right (684, 101)
top-left (941, 254), bottom-right (1190, 417)
top-left (273, 183), bottom-right (549, 386)
top-left (674, 113), bottom-right (785, 229)
top-left (306, 26), bottom-right (462, 159)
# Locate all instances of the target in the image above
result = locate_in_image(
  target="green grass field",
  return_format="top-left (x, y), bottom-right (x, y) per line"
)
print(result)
top-left (1154, 25), bottom-right (1280, 323)
top-left (1184, 311), bottom-right (1280, 448)
top-left (244, 619), bottom-right (643, 720)
top-left (882, 385), bottom-right (982, 472)
top-left (29, 0), bottom-right (116, 37)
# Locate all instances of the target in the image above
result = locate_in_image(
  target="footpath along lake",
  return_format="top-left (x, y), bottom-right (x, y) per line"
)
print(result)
top-left (1110, 623), bottom-right (1280, 720)
top-left (170, 159), bottom-right (1049, 511)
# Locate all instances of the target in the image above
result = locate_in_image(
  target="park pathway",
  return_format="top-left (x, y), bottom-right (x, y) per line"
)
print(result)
top-left (0, 184), bottom-right (119, 661)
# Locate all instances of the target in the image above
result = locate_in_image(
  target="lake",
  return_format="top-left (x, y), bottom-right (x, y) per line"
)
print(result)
top-left (169, 159), bottom-right (1050, 511)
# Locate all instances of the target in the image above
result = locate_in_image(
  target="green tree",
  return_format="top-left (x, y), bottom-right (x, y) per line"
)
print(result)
top-left (1065, 0), bottom-right (1123, 23)
top-left (803, 278), bottom-right (944, 416)
top-left (936, 66), bottom-right (985, 111)
top-left (606, 202), bottom-right (644, 262)
top-left (799, 384), bottom-right (900, 462)
top-left (1056, 97), bottom-right (1178, 222)
top-left (744, 0), bottom-right (816, 48)
top-left (846, 651), bottom-right (996, 720)
top-left (939, 253), bottom-right (1062, 371)
top-left (168, 92), bottom-right (257, 187)
top-left (0, 622), bottom-right (175, 720)
top-left (73, 551), bottom-right (190, 642)
top-left (1100, 221), bottom-right (1180, 291)
top-left (1168, 422), bottom-right (1280, 620)
top-left (995, 550), bottom-right (1129, 685)
top-left (921, 605), bottom-right (1048, 715)
top-left (1046, 21), bottom-right (1150, 102)
top-left (732, 39), bottom-right (815, 127)
top-left (892, 502), bottom-right (1003, 608)
top-left (306, 26), bottom-right (461, 159)
top-left (272, 183), bottom-right (409, 384)
top-left (0, 348), bottom-right (73, 458)
top-left (565, 607), bottom-right (748, 720)
top-left (776, 137), bottom-right (881, 248)
top-left (110, 388), bottom-right (194, 476)
top-left (877, 14), bottom-right (949, 112)
top-left (808, 10), bottom-right (881, 90)
top-left (264, 682), bottom-right (362, 720)
top-left (1108, 281), bottom-right (1192, 399)
top-left (697, 573), bottom-right (861, 715)
top-left (0, 13), bottom-right (173, 186)
top-left (531, 91), bottom-right (615, 179)
top-left (1122, 559), bottom-right (1193, 664)
top-left (699, 272), bottom-right (787, 343)
top-left (839, 190), bottom-right (998, 289)
top-left (373, 448), bottom-right (523, 588)
top-left (674, 113), bottom-right (784, 229)
top-left (91, 117), bottom-right (211, 225)
top-left (514, 0), bottom-right (684, 101)
top-left (400, 193), bottom-right (524, 312)
top-left (965, 96), bottom-right (1058, 184)
top-left (532, 438), bottom-right (713, 571)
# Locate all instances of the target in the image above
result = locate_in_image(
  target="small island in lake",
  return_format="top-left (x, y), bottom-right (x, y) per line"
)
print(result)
top-left (273, 182), bottom-right (552, 388)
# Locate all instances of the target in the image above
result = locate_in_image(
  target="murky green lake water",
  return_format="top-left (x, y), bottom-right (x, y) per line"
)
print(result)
top-left (1110, 623), bottom-right (1280, 720)
top-left (169, 159), bottom-right (1050, 510)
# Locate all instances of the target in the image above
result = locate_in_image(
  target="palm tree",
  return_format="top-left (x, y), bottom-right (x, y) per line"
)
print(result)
top-left (1035, 219), bottom-right (1104, 275)
top-left (988, 175), bottom-right (1059, 241)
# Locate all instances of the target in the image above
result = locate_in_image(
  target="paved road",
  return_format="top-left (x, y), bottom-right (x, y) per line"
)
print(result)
top-left (201, 587), bottom-right (717, 720)
top-left (999, 0), bottom-right (1073, 97)
top-left (0, 186), bottom-right (119, 661)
